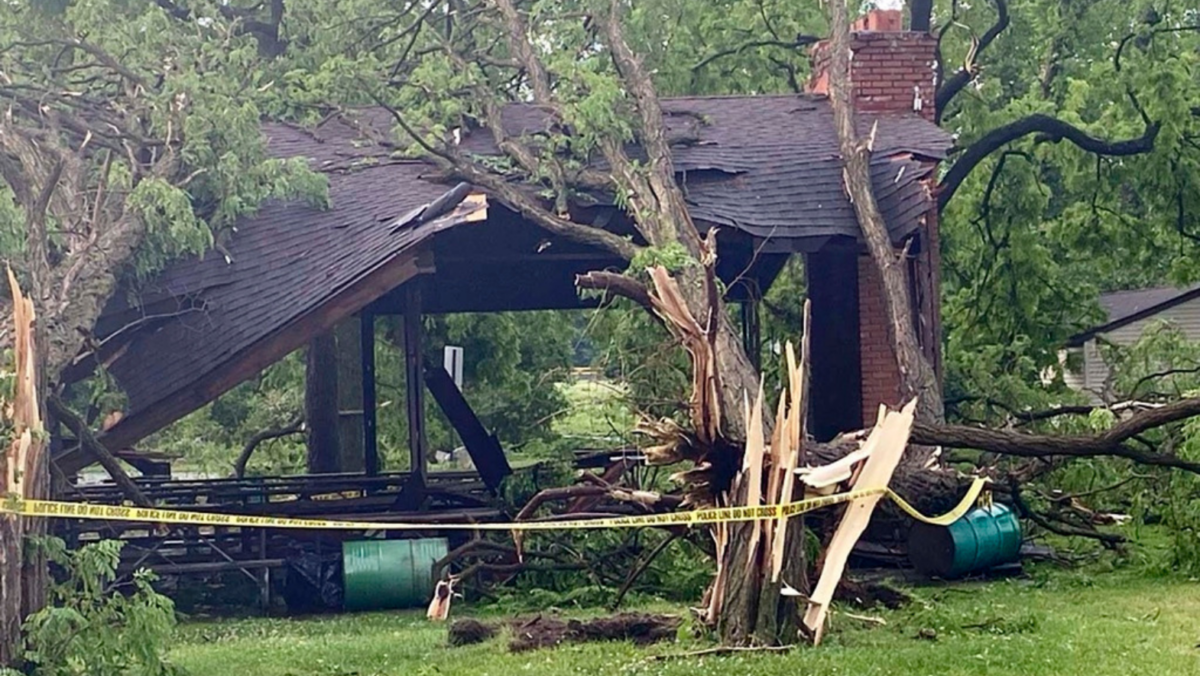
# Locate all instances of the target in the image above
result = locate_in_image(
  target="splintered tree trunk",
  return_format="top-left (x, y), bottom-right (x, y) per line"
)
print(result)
top-left (715, 325), bottom-right (811, 646)
top-left (630, 266), bottom-right (814, 646)
top-left (712, 311), bottom-right (766, 440)
top-left (1, 272), bottom-right (47, 668)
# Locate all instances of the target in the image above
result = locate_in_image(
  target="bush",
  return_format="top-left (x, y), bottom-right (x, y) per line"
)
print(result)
top-left (20, 538), bottom-right (181, 676)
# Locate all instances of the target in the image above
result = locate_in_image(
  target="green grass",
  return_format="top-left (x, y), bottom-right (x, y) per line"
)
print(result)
top-left (171, 568), bottom-right (1200, 676)
top-left (552, 379), bottom-right (635, 445)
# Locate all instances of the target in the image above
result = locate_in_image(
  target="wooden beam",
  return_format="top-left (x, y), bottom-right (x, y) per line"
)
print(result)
top-left (740, 300), bottom-right (761, 373)
top-left (335, 318), bottom-right (365, 473)
top-left (60, 246), bottom-right (438, 475)
top-left (404, 282), bottom-right (428, 487)
top-left (360, 311), bottom-right (379, 477)
top-left (424, 364), bottom-right (512, 491)
top-left (435, 252), bottom-right (622, 264)
top-left (305, 331), bottom-right (340, 473)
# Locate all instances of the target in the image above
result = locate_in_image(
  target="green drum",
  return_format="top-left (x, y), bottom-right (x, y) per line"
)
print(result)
top-left (908, 503), bottom-right (1022, 579)
top-left (342, 538), bottom-right (448, 611)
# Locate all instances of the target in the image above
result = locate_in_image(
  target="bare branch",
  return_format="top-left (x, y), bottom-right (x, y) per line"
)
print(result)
top-left (912, 397), bottom-right (1200, 474)
top-left (1115, 24), bottom-right (1200, 73)
top-left (939, 114), bottom-right (1160, 211)
top-left (48, 394), bottom-right (151, 507)
top-left (934, 0), bottom-right (1010, 123)
top-left (233, 415), bottom-right (305, 478)
top-left (691, 36), bottom-right (819, 75)
top-left (576, 270), bottom-right (656, 312)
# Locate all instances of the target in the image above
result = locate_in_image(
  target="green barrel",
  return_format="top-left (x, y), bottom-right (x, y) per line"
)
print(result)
top-left (342, 538), bottom-right (448, 611)
top-left (907, 503), bottom-right (1021, 579)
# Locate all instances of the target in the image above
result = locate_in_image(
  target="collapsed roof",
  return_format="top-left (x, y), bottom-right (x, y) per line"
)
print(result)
top-left (75, 93), bottom-right (952, 457)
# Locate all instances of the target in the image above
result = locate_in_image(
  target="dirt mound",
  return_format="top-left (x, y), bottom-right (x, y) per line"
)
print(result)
top-left (448, 618), bottom-right (498, 646)
top-left (448, 612), bottom-right (682, 653)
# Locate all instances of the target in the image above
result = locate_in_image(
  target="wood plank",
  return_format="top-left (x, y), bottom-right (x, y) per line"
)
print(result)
top-left (802, 398), bottom-right (916, 645)
top-left (404, 282), bottom-right (428, 488)
top-left (124, 559), bottom-right (287, 575)
top-left (742, 383), bottom-right (766, 568)
top-left (424, 365), bottom-right (512, 491)
top-left (361, 311), bottom-right (379, 476)
top-left (305, 331), bottom-right (340, 473)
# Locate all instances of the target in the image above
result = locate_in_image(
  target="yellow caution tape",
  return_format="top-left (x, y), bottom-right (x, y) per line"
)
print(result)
top-left (0, 478), bottom-right (988, 532)
top-left (887, 476), bottom-right (991, 527)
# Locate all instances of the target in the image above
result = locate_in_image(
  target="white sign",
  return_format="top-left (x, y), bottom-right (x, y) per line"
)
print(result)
top-left (443, 346), bottom-right (464, 390)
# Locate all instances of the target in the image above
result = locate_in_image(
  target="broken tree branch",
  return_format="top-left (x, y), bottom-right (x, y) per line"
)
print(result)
top-left (1009, 480), bottom-right (1126, 547)
top-left (47, 393), bottom-right (150, 507)
top-left (934, 0), bottom-right (1010, 124)
top-left (576, 271), bottom-right (656, 313)
top-left (911, 397), bottom-right (1200, 474)
top-left (611, 530), bottom-right (681, 610)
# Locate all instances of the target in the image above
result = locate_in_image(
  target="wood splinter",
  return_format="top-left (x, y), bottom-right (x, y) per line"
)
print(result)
top-left (427, 575), bottom-right (462, 621)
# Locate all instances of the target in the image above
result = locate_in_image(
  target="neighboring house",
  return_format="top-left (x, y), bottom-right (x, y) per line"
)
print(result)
top-left (1061, 285), bottom-right (1200, 400)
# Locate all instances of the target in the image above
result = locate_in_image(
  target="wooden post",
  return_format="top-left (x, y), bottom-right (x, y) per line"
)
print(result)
top-left (361, 311), bottom-right (379, 476)
top-left (740, 299), bottom-right (761, 373)
top-left (335, 319), bottom-right (365, 473)
top-left (258, 528), bottom-right (271, 613)
top-left (305, 332), bottom-right (340, 473)
top-left (404, 284), bottom-right (428, 485)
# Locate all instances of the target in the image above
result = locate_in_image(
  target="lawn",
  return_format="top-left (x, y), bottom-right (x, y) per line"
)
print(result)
top-left (171, 568), bottom-right (1200, 676)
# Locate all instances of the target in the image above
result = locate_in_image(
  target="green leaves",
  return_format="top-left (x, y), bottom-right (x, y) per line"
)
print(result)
top-left (938, 0), bottom-right (1200, 412)
top-left (629, 242), bottom-right (694, 275)
top-left (20, 538), bottom-right (181, 676)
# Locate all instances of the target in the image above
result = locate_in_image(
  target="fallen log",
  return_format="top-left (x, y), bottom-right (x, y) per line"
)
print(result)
top-left (911, 403), bottom-right (1200, 474)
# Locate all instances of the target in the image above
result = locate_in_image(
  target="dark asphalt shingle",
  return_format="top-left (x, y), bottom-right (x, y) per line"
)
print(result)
top-left (95, 93), bottom-right (950, 440)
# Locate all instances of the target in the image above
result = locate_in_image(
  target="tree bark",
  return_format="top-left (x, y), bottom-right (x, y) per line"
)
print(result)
top-left (910, 397), bottom-right (1200, 474)
top-left (48, 394), bottom-right (150, 507)
top-left (1, 274), bottom-right (48, 668)
top-left (0, 516), bottom-right (22, 668)
top-left (826, 0), bottom-right (944, 427)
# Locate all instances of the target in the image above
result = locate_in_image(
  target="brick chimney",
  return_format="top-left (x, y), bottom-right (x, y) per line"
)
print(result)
top-left (806, 9), bottom-right (938, 120)
top-left (805, 9), bottom-right (942, 426)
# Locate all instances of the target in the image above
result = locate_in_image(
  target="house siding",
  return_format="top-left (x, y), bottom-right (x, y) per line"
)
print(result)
top-left (1067, 295), bottom-right (1200, 401)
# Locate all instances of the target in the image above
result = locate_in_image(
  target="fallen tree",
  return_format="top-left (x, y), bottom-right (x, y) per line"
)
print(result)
top-left (911, 400), bottom-right (1200, 473)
